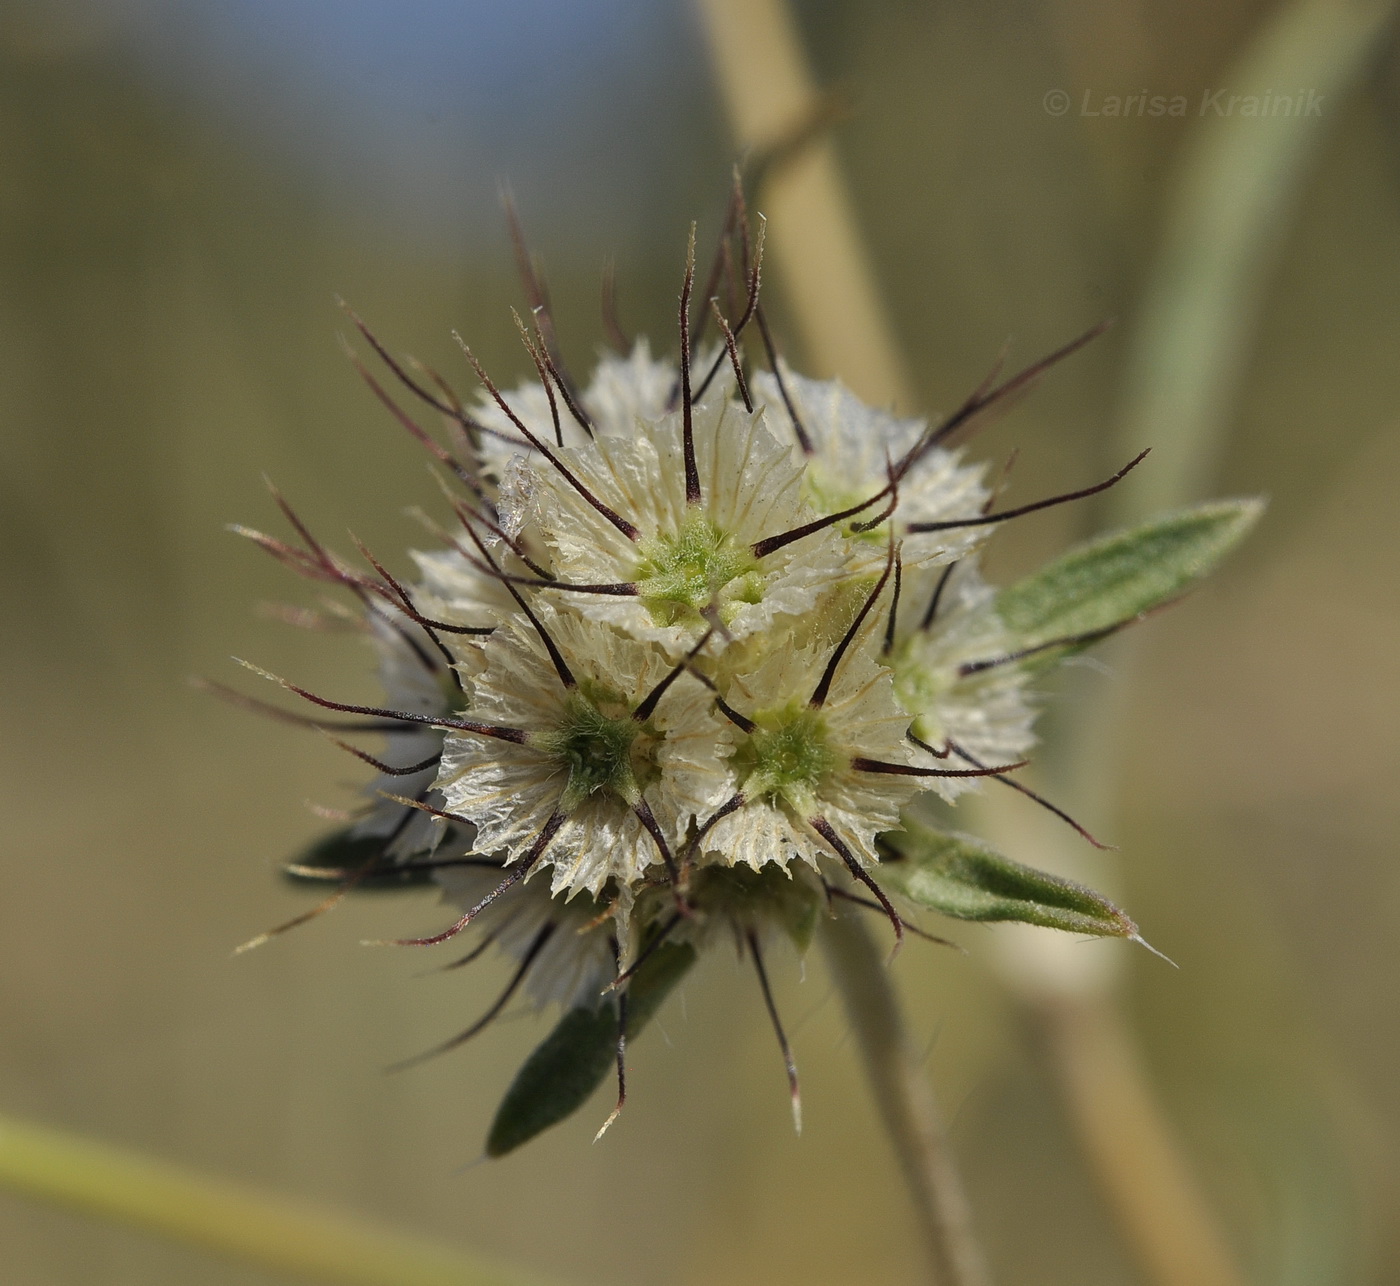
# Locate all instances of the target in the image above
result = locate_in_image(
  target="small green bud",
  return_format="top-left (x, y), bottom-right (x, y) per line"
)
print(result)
top-left (532, 688), bottom-right (647, 812)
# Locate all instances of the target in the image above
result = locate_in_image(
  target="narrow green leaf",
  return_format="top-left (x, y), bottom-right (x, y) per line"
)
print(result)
top-left (879, 821), bottom-right (1136, 937)
top-left (484, 1007), bottom-right (618, 1160)
top-left (995, 498), bottom-right (1263, 667)
top-left (0, 1110), bottom-right (562, 1286)
top-left (486, 941), bottom-right (696, 1157)
top-left (280, 826), bottom-right (449, 891)
top-left (624, 939), bottom-right (698, 1029)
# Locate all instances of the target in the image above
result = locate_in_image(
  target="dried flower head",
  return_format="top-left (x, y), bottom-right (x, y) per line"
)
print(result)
top-left (223, 184), bottom-right (1260, 1153)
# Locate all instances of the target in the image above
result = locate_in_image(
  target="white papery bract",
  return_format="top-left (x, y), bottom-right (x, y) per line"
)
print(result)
top-left (433, 605), bottom-right (735, 899)
top-left (500, 395), bottom-right (850, 653)
top-left (752, 366), bottom-right (991, 569)
top-left (435, 865), bottom-right (619, 1011)
top-left (704, 628), bottom-right (922, 872)
top-left (474, 339), bottom-right (718, 483)
top-left (888, 560), bottom-right (1038, 798)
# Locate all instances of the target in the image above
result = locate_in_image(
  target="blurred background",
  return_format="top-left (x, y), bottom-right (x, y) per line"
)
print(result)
top-left (1, 0), bottom-right (1398, 1282)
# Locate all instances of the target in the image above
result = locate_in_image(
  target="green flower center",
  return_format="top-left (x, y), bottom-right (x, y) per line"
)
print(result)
top-left (731, 702), bottom-right (838, 814)
top-left (634, 513), bottom-right (762, 626)
top-left (534, 684), bottom-right (652, 813)
top-left (889, 638), bottom-right (954, 745)
top-left (805, 471), bottom-right (888, 545)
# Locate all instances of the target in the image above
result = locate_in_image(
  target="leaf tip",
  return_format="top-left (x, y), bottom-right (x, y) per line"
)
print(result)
top-left (1130, 932), bottom-right (1178, 967)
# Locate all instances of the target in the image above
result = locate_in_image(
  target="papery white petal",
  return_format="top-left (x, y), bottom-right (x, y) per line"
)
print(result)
top-left (515, 398), bottom-right (853, 652)
top-left (752, 366), bottom-right (992, 569)
top-left (434, 866), bottom-right (617, 1010)
top-left (433, 606), bottom-right (734, 900)
top-left (892, 561), bottom-right (1037, 799)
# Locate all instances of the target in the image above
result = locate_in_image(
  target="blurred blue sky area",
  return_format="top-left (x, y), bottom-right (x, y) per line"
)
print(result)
top-left (48, 0), bottom-right (712, 242)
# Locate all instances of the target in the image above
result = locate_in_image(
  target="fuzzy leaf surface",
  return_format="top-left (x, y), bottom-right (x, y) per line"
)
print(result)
top-left (995, 498), bottom-right (1262, 667)
top-left (879, 822), bottom-right (1135, 937)
top-left (486, 941), bottom-right (696, 1157)
top-left (280, 826), bottom-right (438, 890)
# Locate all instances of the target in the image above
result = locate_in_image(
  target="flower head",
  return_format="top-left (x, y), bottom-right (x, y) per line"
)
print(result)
top-left (227, 197), bottom-right (1256, 1155)
top-left (752, 365), bottom-right (990, 570)
top-left (434, 602), bottom-right (733, 901)
top-left (500, 392), bottom-right (851, 650)
top-left (704, 624), bottom-right (922, 874)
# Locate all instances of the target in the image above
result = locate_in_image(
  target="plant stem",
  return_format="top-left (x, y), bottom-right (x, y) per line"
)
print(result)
top-left (1065, 0), bottom-right (1400, 822)
top-left (0, 1111), bottom-right (555, 1286)
top-left (1106, 0), bottom-right (1398, 525)
top-left (695, 0), bottom-right (917, 411)
top-left (990, 2), bottom-right (1396, 1280)
top-left (1034, 996), bottom-right (1245, 1286)
top-left (699, 7), bottom-right (988, 1272)
top-left (820, 907), bottom-right (991, 1286)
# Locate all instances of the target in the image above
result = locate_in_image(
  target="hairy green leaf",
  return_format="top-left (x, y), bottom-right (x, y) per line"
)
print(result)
top-left (994, 497), bottom-right (1263, 668)
top-left (623, 939), bottom-right (697, 1029)
top-left (879, 822), bottom-right (1135, 937)
top-left (280, 824), bottom-right (477, 891)
top-left (485, 1007), bottom-right (618, 1160)
top-left (486, 941), bottom-right (696, 1157)
top-left (280, 826), bottom-right (430, 890)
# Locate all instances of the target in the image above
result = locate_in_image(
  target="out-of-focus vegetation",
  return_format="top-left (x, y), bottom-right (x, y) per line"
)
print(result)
top-left (2, 1), bottom-right (1399, 1282)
